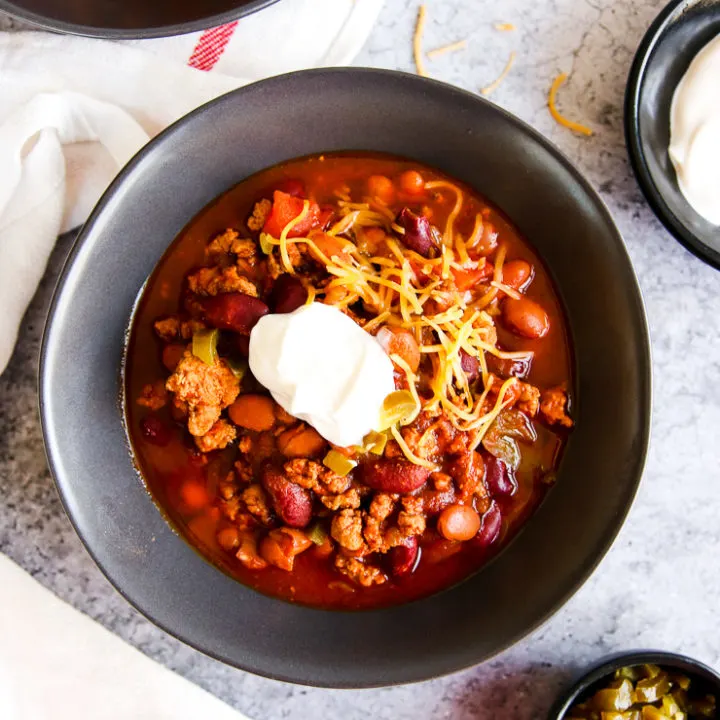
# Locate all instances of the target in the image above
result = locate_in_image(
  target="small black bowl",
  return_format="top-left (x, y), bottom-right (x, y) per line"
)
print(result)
top-left (40, 68), bottom-right (651, 687)
top-left (625, 0), bottom-right (720, 270)
top-left (0, 0), bottom-right (279, 39)
top-left (549, 650), bottom-right (720, 719)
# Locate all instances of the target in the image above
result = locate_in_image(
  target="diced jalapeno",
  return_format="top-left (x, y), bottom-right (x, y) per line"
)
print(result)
top-left (191, 329), bottom-right (219, 365)
top-left (323, 450), bottom-right (357, 477)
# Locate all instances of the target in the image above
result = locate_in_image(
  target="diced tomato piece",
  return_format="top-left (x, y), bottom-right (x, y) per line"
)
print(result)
top-left (263, 190), bottom-right (321, 238)
top-left (451, 263), bottom-right (493, 291)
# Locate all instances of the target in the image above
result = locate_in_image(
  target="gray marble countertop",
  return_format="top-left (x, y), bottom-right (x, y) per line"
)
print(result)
top-left (2, 1), bottom-right (720, 718)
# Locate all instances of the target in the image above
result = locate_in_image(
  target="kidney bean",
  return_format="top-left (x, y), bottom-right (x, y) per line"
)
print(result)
top-left (502, 260), bottom-right (533, 291)
top-left (421, 487), bottom-right (457, 515)
top-left (437, 504), bottom-right (482, 542)
top-left (486, 353), bottom-right (531, 380)
top-left (235, 334), bottom-right (250, 357)
top-left (201, 293), bottom-right (269, 334)
top-left (395, 207), bottom-right (437, 258)
top-left (261, 464), bottom-right (312, 528)
top-left (485, 455), bottom-right (517, 497)
top-left (502, 297), bottom-right (550, 339)
top-left (460, 349), bottom-right (480, 382)
top-left (474, 502), bottom-right (502, 548)
top-left (140, 415), bottom-right (172, 446)
top-left (361, 458), bottom-right (430, 493)
top-left (388, 536), bottom-right (420, 578)
top-left (269, 275), bottom-right (308, 314)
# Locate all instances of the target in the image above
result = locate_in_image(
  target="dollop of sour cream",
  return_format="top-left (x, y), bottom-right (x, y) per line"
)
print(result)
top-left (249, 303), bottom-right (395, 447)
top-left (669, 34), bottom-right (720, 225)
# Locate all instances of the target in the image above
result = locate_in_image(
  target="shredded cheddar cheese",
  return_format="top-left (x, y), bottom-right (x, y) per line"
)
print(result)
top-left (427, 39), bottom-right (468, 59)
top-left (481, 51), bottom-right (517, 96)
top-left (413, 4), bottom-right (429, 78)
top-left (494, 23), bottom-right (516, 31)
top-left (278, 200), bottom-right (310, 274)
top-left (548, 73), bottom-right (593, 136)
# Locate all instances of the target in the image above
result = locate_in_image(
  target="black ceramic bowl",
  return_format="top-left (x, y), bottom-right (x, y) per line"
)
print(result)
top-left (40, 69), bottom-right (651, 688)
top-left (549, 651), bottom-right (720, 719)
top-left (0, 0), bottom-right (279, 39)
top-left (626, 0), bottom-right (720, 269)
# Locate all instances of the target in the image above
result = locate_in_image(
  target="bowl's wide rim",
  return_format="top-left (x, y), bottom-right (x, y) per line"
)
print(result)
top-left (624, 0), bottom-right (720, 271)
top-left (548, 649), bottom-right (720, 719)
top-left (39, 67), bottom-right (652, 687)
top-left (0, 0), bottom-right (280, 39)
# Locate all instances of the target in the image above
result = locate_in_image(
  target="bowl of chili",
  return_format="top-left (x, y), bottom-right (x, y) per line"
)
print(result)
top-left (40, 68), bottom-right (651, 687)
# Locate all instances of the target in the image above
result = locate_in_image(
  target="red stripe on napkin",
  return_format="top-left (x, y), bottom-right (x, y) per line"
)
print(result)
top-left (188, 21), bottom-right (239, 71)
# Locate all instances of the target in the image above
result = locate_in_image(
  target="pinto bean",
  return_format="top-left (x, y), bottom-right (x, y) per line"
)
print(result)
top-left (367, 175), bottom-right (395, 204)
top-left (361, 458), bottom-right (431, 493)
top-left (269, 275), bottom-right (307, 314)
top-left (217, 526), bottom-right (241, 552)
top-left (395, 207), bottom-right (437, 258)
top-left (228, 394), bottom-right (276, 432)
top-left (388, 536), bottom-right (420, 578)
top-left (502, 260), bottom-right (533, 291)
top-left (376, 326), bottom-right (421, 373)
top-left (261, 464), bottom-right (312, 528)
top-left (437, 504), bottom-right (481, 542)
top-left (277, 426), bottom-right (326, 458)
top-left (502, 297), bottom-right (550, 339)
top-left (399, 170), bottom-right (425, 195)
top-left (201, 293), bottom-right (269, 334)
top-left (259, 528), bottom-right (313, 571)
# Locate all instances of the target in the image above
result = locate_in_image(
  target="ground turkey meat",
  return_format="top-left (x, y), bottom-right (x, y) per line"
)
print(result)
top-left (153, 317), bottom-right (205, 341)
top-left (194, 419), bottom-right (236, 452)
top-left (207, 229), bottom-right (257, 263)
top-left (283, 458), bottom-right (350, 495)
top-left (247, 199), bottom-right (271, 232)
top-left (540, 387), bottom-right (573, 428)
top-left (165, 351), bottom-right (240, 436)
top-left (320, 487), bottom-right (362, 511)
top-left (187, 266), bottom-right (258, 298)
top-left (450, 450), bottom-right (487, 501)
top-left (335, 555), bottom-right (386, 587)
top-left (242, 485), bottom-right (273, 525)
top-left (331, 509), bottom-right (365, 552)
top-left (137, 381), bottom-right (167, 410)
top-left (397, 496), bottom-right (426, 537)
top-left (517, 382), bottom-right (541, 417)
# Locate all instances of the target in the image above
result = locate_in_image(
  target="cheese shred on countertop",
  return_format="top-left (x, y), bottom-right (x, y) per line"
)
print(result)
top-left (427, 39), bottom-right (468, 59)
top-left (480, 51), bottom-right (516, 96)
top-left (548, 73), bottom-right (593, 136)
top-left (414, 4), bottom-right (429, 77)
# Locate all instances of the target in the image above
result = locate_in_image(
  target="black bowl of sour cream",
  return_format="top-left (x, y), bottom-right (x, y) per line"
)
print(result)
top-left (625, 0), bottom-right (720, 270)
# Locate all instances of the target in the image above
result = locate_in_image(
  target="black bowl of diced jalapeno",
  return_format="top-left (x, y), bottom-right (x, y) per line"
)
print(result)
top-left (550, 651), bottom-right (720, 719)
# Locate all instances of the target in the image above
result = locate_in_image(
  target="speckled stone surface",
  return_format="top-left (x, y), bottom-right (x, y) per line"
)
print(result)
top-left (1, 1), bottom-right (720, 718)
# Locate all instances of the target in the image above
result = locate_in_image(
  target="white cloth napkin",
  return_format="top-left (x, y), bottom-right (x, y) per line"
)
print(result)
top-left (0, 0), bottom-right (383, 375)
top-left (0, 554), bottom-right (247, 719)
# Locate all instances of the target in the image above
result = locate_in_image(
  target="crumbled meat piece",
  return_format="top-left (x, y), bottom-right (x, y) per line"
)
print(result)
top-left (334, 555), bottom-right (387, 587)
top-left (331, 509), bottom-right (365, 552)
top-left (369, 492), bottom-right (397, 521)
top-left (431, 472), bottom-right (453, 492)
top-left (450, 450), bottom-right (487, 501)
top-left (153, 317), bottom-right (181, 341)
top-left (235, 531), bottom-right (268, 570)
top-left (283, 458), bottom-right (350, 495)
top-left (165, 351), bottom-right (240, 436)
top-left (383, 440), bottom-right (403, 459)
top-left (220, 495), bottom-right (242, 522)
top-left (242, 485), bottom-right (273, 525)
top-left (218, 472), bottom-right (238, 500)
top-left (540, 387), bottom-right (573, 428)
top-left (234, 457), bottom-right (254, 484)
top-left (180, 319), bottom-right (206, 340)
top-left (207, 229), bottom-right (257, 263)
top-left (194, 419), bottom-right (237, 452)
top-left (397, 495), bottom-right (426, 537)
top-left (187, 266), bottom-right (258, 298)
top-left (401, 427), bottom-right (438, 462)
top-left (320, 487), bottom-right (362, 511)
top-left (254, 432), bottom-right (277, 464)
top-left (266, 251), bottom-right (283, 280)
top-left (137, 381), bottom-right (167, 410)
top-left (238, 435), bottom-right (253, 454)
top-left (517, 382), bottom-right (540, 417)
top-left (247, 199), bottom-right (271, 232)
